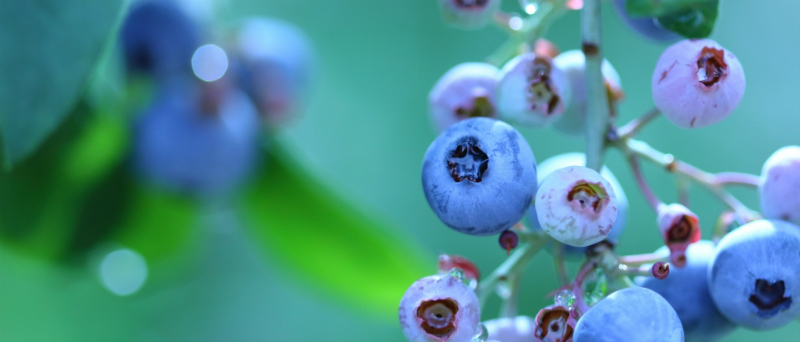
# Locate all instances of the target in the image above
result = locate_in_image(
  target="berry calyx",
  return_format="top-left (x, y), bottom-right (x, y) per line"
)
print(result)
top-left (447, 138), bottom-right (489, 183)
top-left (534, 305), bottom-right (575, 342)
top-left (749, 279), bottom-right (792, 318)
top-left (652, 262), bottom-right (669, 280)
top-left (656, 203), bottom-right (701, 268)
top-left (417, 299), bottom-right (459, 338)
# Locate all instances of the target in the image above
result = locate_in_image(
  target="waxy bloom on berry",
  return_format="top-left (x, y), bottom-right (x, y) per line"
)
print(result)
top-left (759, 145), bottom-right (800, 227)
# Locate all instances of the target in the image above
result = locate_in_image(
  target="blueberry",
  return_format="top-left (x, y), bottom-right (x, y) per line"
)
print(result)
top-left (573, 287), bottom-right (684, 342)
top-left (759, 146), bottom-right (800, 227)
top-left (526, 153), bottom-right (628, 258)
top-left (120, 0), bottom-right (201, 79)
top-left (422, 117), bottom-right (537, 236)
top-left (235, 17), bottom-right (314, 125)
top-left (429, 62), bottom-right (499, 133)
top-left (496, 53), bottom-right (571, 127)
top-left (640, 241), bottom-right (737, 342)
top-left (437, 0), bottom-right (501, 30)
top-left (132, 79), bottom-right (260, 195)
top-left (535, 165), bottom-right (618, 247)
top-left (611, 0), bottom-right (680, 42)
top-left (657, 203), bottom-right (701, 268)
top-left (708, 219), bottom-right (800, 330)
top-left (552, 50), bottom-right (623, 136)
top-left (399, 274), bottom-right (481, 342)
top-left (483, 316), bottom-right (536, 342)
top-left (652, 39), bottom-right (746, 129)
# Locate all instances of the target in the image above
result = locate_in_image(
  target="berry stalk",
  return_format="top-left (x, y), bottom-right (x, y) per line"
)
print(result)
top-left (477, 234), bottom-right (547, 308)
top-left (485, 0), bottom-right (567, 67)
top-left (581, 0), bottom-right (611, 172)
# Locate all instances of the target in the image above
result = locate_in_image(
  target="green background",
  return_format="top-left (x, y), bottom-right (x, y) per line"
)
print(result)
top-left (2, 0), bottom-right (799, 341)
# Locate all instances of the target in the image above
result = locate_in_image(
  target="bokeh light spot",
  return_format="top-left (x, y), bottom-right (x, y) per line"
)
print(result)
top-left (99, 248), bottom-right (148, 296)
top-left (192, 44), bottom-right (229, 82)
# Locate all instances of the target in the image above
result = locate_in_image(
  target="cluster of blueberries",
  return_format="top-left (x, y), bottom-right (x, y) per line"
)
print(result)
top-left (119, 0), bottom-right (312, 197)
top-left (400, 1), bottom-right (799, 342)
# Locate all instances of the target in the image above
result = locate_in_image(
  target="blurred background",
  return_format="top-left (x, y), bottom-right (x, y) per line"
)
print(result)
top-left (1, 0), bottom-right (799, 341)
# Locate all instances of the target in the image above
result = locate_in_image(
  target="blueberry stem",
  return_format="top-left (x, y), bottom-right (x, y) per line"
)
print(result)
top-left (614, 263), bottom-right (661, 278)
top-left (485, 0), bottom-right (567, 67)
top-left (581, 0), bottom-right (610, 172)
top-left (618, 252), bottom-right (669, 266)
top-left (552, 243), bottom-right (571, 286)
top-left (617, 107), bottom-right (661, 139)
top-left (618, 138), bottom-right (759, 221)
top-left (712, 210), bottom-right (736, 244)
top-left (677, 176), bottom-right (691, 207)
top-left (499, 273), bottom-right (521, 318)
top-left (477, 235), bottom-right (547, 308)
top-left (628, 154), bottom-right (664, 212)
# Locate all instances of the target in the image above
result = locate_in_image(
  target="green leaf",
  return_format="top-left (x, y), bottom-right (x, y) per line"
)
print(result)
top-left (0, 0), bottom-right (126, 168)
top-left (242, 139), bottom-right (431, 319)
top-left (625, 0), bottom-right (716, 17)
top-left (656, 0), bottom-right (720, 38)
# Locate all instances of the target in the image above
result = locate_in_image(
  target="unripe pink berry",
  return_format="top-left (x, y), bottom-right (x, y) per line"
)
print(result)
top-left (399, 274), bottom-right (481, 342)
top-left (652, 39), bottom-right (745, 129)
top-left (759, 145), bottom-right (800, 227)
top-left (535, 166), bottom-right (618, 247)
top-left (656, 203), bottom-right (701, 268)
top-left (534, 305), bottom-right (576, 342)
top-left (496, 53), bottom-right (571, 127)
top-left (437, 0), bottom-right (501, 29)
top-left (429, 63), bottom-right (499, 133)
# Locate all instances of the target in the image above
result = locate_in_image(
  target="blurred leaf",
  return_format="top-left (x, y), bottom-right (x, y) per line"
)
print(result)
top-left (625, 0), bottom-right (716, 17)
top-left (655, 0), bottom-right (719, 38)
top-left (0, 0), bottom-right (125, 168)
top-left (242, 139), bottom-right (430, 319)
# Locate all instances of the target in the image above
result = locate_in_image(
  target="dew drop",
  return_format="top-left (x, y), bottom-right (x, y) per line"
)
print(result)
top-left (554, 289), bottom-right (576, 309)
top-left (449, 267), bottom-right (466, 282)
top-left (471, 324), bottom-right (488, 342)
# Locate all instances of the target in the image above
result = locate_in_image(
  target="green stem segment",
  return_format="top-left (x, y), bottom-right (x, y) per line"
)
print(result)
top-left (582, 0), bottom-right (610, 172)
top-left (477, 236), bottom-right (547, 308)
top-left (485, 1), bottom-right (567, 67)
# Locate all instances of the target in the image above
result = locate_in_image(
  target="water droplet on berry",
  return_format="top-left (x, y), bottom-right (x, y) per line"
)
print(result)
top-left (471, 323), bottom-right (488, 342)
top-left (555, 289), bottom-right (576, 308)
top-left (449, 267), bottom-right (466, 283)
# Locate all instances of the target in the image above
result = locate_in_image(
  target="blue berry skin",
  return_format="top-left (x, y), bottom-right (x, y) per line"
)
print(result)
top-left (573, 287), bottom-right (684, 342)
top-left (708, 219), bottom-right (800, 330)
top-left (120, 0), bottom-right (201, 79)
top-left (422, 117), bottom-right (537, 236)
top-left (526, 153), bottom-right (627, 258)
top-left (133, 79), bottom-right (261, 195)
top-left (640, 241), bottom-right (737, 342)
top-left (612, 0), bottom-right (680, 42)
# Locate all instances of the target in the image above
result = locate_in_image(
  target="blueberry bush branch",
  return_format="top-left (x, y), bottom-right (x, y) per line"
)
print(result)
top-left (581, 0), bottom-right (610, 172)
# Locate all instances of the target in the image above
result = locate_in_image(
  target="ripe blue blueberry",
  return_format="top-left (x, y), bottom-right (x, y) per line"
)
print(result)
top-left (708, 219), bottom-right (800, 330)
top-left (422, 117), bottom-right (537, 236)
top-left (611, 0), bottom-right (680, 42)
top-left (759, 145), bottom-right (800, 227)
top-left (429, 62), bottom-right (499, 133)
top-left (552, 50), bottom-right (623, 136)
top-left (399, 274), bottom-right (481, 342)
top-left (235, 17), bottom-right (314, 125)
top-left (496, 53), bottom-right (571, 127)
top-left (120, 0), bottom-right (201, 79)
top-left (526, 153), bottom-right (628, 258)
top-left (535, 165), bottom-right (618, 247)
top-left (437, 0), bottom-right (501, 29)
top-left (639, 241), bottom-right (737, 342)
top-left (133, 79), bottom-right (261, 195)
top-left (573, 287), bottom-right (684, 342)
top-left (652, 39), bottom-right (745, 128)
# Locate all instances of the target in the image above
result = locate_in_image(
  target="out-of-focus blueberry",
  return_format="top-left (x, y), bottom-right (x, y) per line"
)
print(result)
top-left (640, 241), bottom-right (737, 342)
top-left (573, 287), bottom-right (684, 342)
top-left (708, 219), bottom-right (800, 330)
top-left (422, 118), bottom-right (537, 236)
top-left (612, 0), bottom-right (680, 42)
top-left (759, 146), bottom-right (800, 227)
top-left (120, 0), bottom-right (201, 79)
top-left (428, 62), bottom-right (499, 133)
top-left (132, 79), bottom-right (260, 196)
top-left (235, 17), bottom-right (314, 125)
top-left (496, 53), bottom-right (571, 127)
top-left (437, 0), bottom-right (501, 30)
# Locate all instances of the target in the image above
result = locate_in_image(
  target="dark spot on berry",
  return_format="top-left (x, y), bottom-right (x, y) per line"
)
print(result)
top-left (749, 279), bottom-right (793, 318)
top-left (690, 117), bottom-right (697, 127)
top-left (447, 136), bottom-right (489, 183)
top-left (659, 61), bottom-right (678, 84)
top-left (697, 47), bottom-right (727, 87)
